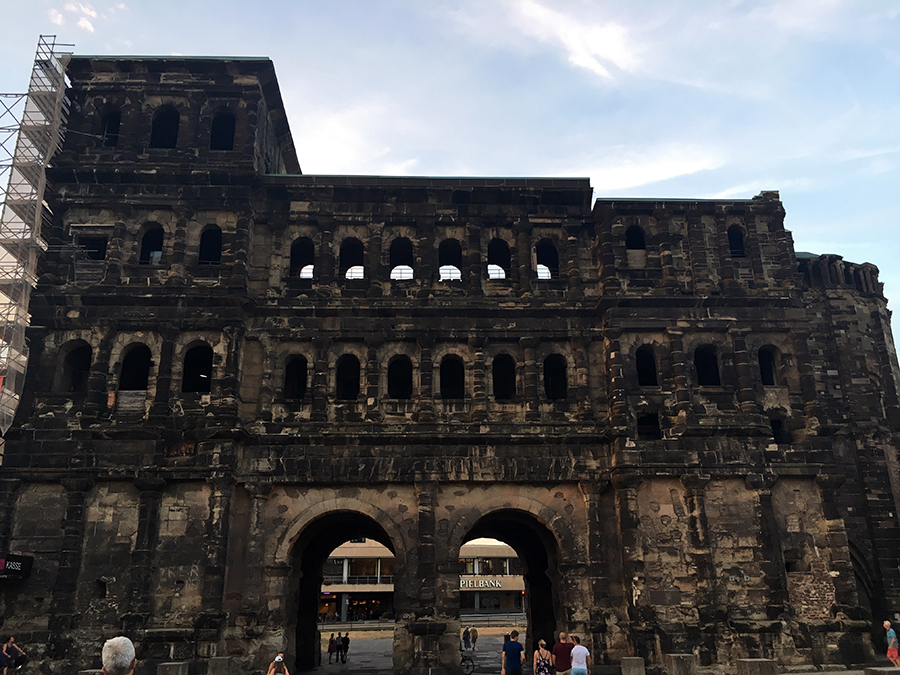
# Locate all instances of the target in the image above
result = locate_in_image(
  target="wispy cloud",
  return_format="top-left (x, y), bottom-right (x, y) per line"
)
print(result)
top-left (77, 16), bottom-right (95, 32)
top-left (48, 9), bottom-right (64, 25)
top-left (64, 2), bottom-right (98, 18)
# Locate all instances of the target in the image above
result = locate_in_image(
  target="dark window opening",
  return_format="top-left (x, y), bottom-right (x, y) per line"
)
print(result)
top-left (119, 344), bottom-right (152, 391)
top-left (340, 238), bottom-right (365, 280)
top-left (727, 225), bottom-right (745, 258)
top-left (93, 579), bottom-right (107, 600)
top-left (543, 354), bottom-right (567, 400)
top-left (209, 111), bottom-right (235, 151)
top-left (198, 227), bottom-right (222, 265)
top-left (139, 227), bottom-right (164, 265)
top-left (77, 236), bottom-right (107, 261)
top-left (636, 414), bottom-right (662, 440)
top-left (290, 237), bottom-right (315, 278)
top-left (843, 267), bottom-right (854, 286)
top-left (770, 417), bottom-right (791, 444)
top-left (100, 111), bottom-right (120, 147)
top-left (149, 107), bottom-right (179, 149)
top-left (439, 238), bottom-right (463, 282)
top-left (440, 355), bottom-right (465, 399)
top-left (487, 238), bottom-right (511, 280)
top-left (636, 346), bottom-right (658, 387)
top-left (389, 237), bottom-right (415, 280)
top-left (182, 344), bottom-right (213, 393)
top-left (535, 239), bottom-right (559, 280)
top-left (625, 226), bottom-right (646, 250)
top-left (61, 343), bottom-right (92, 393)
top-left (336, 355), bottom-right (360, 400)
top-left (492, 353), bottom-right (516, 401)
top-left (694, 346), bottom-right (721, 386)
top-left (284, 356), bottom-right (308, 400)
top-left (759, 347), bottom-right (777, 386)
top-left (387, 356), bottom-right (413, 399)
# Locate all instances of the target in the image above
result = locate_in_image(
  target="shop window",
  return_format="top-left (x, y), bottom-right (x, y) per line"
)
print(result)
top-left (77, 236), bottom-right (107, 261)
top-left (340, 238), bottom-right (365, 280)
top-left (139, 227), bottom-right (164, 265)
top-left (284, 355), bottom-right (308, 400)
top-left (487, 238), bottom-right (511, 280)
top-left (728, 225), bottom-right (745, 258)
top-left (389, 237), bottom-right (414, 280)
top-left (535, 239), bottom-right (558, 280)
top-left (492, 353), bottom-right (516, 401)
top-left (182, 344), bottom-right (213, 393)
top-left (209, 110), bottom-right (235, 151)
top-left (543, 354), bottom-right (567, 400)
top-left (387, 355), bottom-right (413, 399)
top-left (758, 346), bottom-right (777, 386)
top-left (60, 342), bottom-right (92, 393)
top-left (149, 106), bottom-right (179, 148)
top-left (198, 226), bottom-right (222, 265)
top-left (694, 345), bottom-right (721, 386)
top-left (637, 414), bottom-right (662, 440)
top-left (636, 346), bottom-right (658, 387)
top-left (439, 238), bottom-right (462, 282)
top-left (625, 226), bottom-right (646, 250)
top-left (290, 237), bottom-right (315, 278)
top-left (119, 344), bottom-right (152, 391)
top-left (336, 355), bottom-right (360, 400)
top-left (440, 355), bottom-right (465, 399)
top-left (100, 110), bottom-right (120, 147)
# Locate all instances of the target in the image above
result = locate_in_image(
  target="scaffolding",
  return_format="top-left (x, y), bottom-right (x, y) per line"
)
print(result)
top-left (0, 36), bottom-right (72, 435)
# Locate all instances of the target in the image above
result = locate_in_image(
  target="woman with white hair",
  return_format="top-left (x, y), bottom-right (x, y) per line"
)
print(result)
top-left (101, 636), bottom-right (136, 675)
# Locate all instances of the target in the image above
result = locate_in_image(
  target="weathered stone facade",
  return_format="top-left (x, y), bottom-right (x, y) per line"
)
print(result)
top-left (1, 55), bottom-right (899, 675)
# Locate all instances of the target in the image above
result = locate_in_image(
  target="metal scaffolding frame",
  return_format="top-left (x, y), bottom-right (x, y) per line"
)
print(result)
top-left (0, 35), bottom-right (72, 435)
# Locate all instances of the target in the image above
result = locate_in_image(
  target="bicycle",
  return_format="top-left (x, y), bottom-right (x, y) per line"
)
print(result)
top-left (460, 651), bottom-right (475, 675)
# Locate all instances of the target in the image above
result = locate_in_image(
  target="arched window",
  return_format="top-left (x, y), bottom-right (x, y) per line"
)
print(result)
top-left (340, 238), bottom-right (365, 280)
top-left (209, 110), bottom-right (235, 151)
top-left (290, 237), bottom-right (315, 278)
top-left (198, 226), bottom-right (222, 265)
top-left (758, 346), bottom-right (777, 386)
top-left (727, 225), bottom-right (745, 258)
top-left (60, 342), bottom-right (92, 393)
top-left (387, 355), bottom-right (413, 400)
top-left (284, 355), bottom-right (308, 400)
top-left (389, 237), bottom-right (414, 280)
top-left (636, 346), bottom-right (658, 387)
top-left (149, 106), bottom-right (179, 149)
top-left (625, 226), bottom-right (646, 250)
top-left (101, 110), bottom-right (120, 148)
top-left (440, 355), bottom-right (465, 399)
top-left (637, 414), bottom-right (662, 440)
top-left (119, 344), bottom-right (152, 391)
top-left (492, 353), bottom-right (516, 401)
top-left (543, 354), bottom-right (567, 400)
top-left (487, 238), bottom-right (511, 280)
top-left (770, 416), bottom-right (791, 444)
top-left (336, 355), bottom-right (360, 400)
top-left (694, 345), bottom-right (721, 386)
top-left (843, 266), bottom-right (854, 286)
top-left (535, 239), bottom-right (558, 280)
top-left (182, 344), bottom-right (213, 393)
top-left (438, 239), bottom-right (463, 282)
top-left (139, 226), bottom-right (164, 265)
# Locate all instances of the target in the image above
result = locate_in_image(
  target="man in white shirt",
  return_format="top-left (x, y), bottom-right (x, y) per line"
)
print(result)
top-left (569, 635), bottom-right (591, 675)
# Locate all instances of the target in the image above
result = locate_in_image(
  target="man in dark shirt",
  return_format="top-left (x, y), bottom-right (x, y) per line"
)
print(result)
top-left (551, 631), bottom-right (574, 675)
top-left (501, 630), bottom-right (525, 675)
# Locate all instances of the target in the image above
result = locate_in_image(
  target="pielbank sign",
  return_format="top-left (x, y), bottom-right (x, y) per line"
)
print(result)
top-left (0, 554), bottom-right (33, 580)
top-left (459, 576), bottom-right (516, 590)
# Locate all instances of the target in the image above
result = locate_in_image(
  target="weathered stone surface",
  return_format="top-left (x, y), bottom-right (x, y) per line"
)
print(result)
top-left (156, 664), bottom-right (189, 675)
top-left (738, 659), bottom-right (779, 675)
top-left (664, 653), bottom-right (698, 675)
top-left (621, 656), bottom-right (646, 675)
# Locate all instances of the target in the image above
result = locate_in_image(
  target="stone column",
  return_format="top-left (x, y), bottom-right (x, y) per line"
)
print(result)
top-left (521, 337), bottom-right (540, 422)
top-left (680, 475), bottom-right (717, 623)
top-left (317, 225), bottom-right (335, 289)
top-left (367, 224), bottom-right (383, 298)
top-left (105, 219), bottom-right (127, 284)
top-left (715, 215), bottom-right (737, 292)
top-left (200, 478), bottom-right (233, 625)
top-left (49, 478), bottom-right (94, 633)
top-left (612, 472), bottom-right (644, 616)
top-left (167, 211), bottom-right (189, 284)
top-left (150, 331), bottom-right (177, 418)
top-left (595, 219), bottom-right (621, 295)
top-left (0, 479), bottom-right (21, 544)
top-left (815, 475), bottom-right (858, 608)
top-left (516, 227), bottom-right (533, 296)
top-left (667, 329), bottom-right (693, 430)
top-left (572, 337), bottom-right (592, 421)
top-left (311, 338), bottom-right (329, 421)
top-left (365, 339), bottom-right (383, 421)
top-left (466, 221), bottom-right (483, 297)
top-left (731, 330), bottom-right (761, 415)
top-left (656, 222), bottom-right (680, 291)
top-left (417, 338), bottom-right (434, 422)
top-left (84, 332), bottom-right (114, 417)
top-left (581, 479), bottom-right (612, 658)
top-left (242, 482), bottom-right (272, 614)
top-left (686, 214), bottom-right (711, 295)
top-left (470, 337), bottom-right (487, 422)
top-left (124, 476), bottom-right (166, 628)
top-left (564, 226), bottom-right (583, 300)
top-left (746, 473), bottom-right (789, 613)
top-left (606, 331), bottom-right (629, 432)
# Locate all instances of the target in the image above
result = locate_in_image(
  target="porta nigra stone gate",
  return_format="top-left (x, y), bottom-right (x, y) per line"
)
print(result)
top-left (1, 55), bottom-right (900, 675)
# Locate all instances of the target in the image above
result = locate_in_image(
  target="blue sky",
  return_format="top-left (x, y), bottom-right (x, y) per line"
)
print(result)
top-left (2, 1), bottom-right (899, 313)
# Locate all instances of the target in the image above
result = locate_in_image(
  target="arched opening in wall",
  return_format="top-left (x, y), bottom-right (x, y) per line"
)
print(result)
top-left (440, 355), bottom-right (465, 399)
top-left (438, 238), bottom-right (463, 282)
top-left (535, 239), bottom-right (558, 280)
top-left (694, 345), bottom-right (721, 386)
top-left (848, 541), bottom-right (882, 656)
top-left (119, 344), bottom-right (152, 391)
top-left (758, 346), bottom-right (778, 386)
top-left (769, 414), bottom-right (792, 444)
top-left (139, 226), bottom-right (164, 265)
top-left (287, 512), bottom-right (398, 672)
top-left (636, 413), bottom-right (662, 440)
top-left (284, 355), bottom-right (308, 400)
top-left (387, 355), bottom-right (413, 400)
top-left (492, 353), bottom-right (516, 401)
top-left (487, 238), bottom-right (511, 280)
top-left (198, 226), bottom-right (222, 265)
top-left (727, 225), bottom-right (745, 258)
top-left (854, 269), bottom-right (865, 293)
top-left (340, 238), bottom-right (365, 280)
top-left (635, 346), bottom-right (658, 387)
top-left (625, 225), bottom-right (647, 268)
top-left (460, 510), bottom-right (564, 657)
top-left (209, 110), bottom-right (235, 150)
top-left (389, 237), bottom-right (415, 280)
top-left (290, 237), bottom-right (315, 278)
top-left (182, 344), bottom-right (213, 393)
top-left (336, 355), bottom-right (360, 401)
top-left (58, 341), bottom-right (92, 393)
top-left (543, 354), bottom-right (567, 400)
top-left (149, 106), bottom-right (179, 149)
top-left (100, 110), bottom-right (120, 147)
top-left (843, 266), bottom-right (854, 286)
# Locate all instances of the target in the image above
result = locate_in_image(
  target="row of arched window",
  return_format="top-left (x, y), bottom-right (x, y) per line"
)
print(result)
top-left (634, 344), bottom-right (782, 387)
top-left (624, 223), bottom-right (747, 258)
top-left (99, 106), bottom-right (236, 151)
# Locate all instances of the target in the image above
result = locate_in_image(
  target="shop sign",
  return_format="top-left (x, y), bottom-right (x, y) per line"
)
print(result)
top-left (460, 576), bottom-right (507, 589)
top-left (0, 554), bottom-right (33, 580)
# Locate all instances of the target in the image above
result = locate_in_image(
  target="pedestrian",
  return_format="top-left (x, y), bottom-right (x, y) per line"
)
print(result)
top-left (569, 636), bottom-right (592, 675)
top-left (551, 631), bottom-right (574, 675)
top-left (341, 632), bottom-right (350, 663)
top-left (501, 629), bottom-right (525, 675)
top-left (470, 626), bottom-right (479, 650)
top-left (327, 633), bottom-right (336, 664)
top-left (533, 638), bottom-right (553, 675)
top-left (462, 626), bottom-right (471, 650)
top-left (100, 636), bottom-right (136, 675)
top-left (266, 652), bottom-right (289, 675)
top-left (885, 621), bottom-right (900, 667)
top-left (335, 632), bottom-right (342, 662)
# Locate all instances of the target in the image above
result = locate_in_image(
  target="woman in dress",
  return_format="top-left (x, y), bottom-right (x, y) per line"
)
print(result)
top-left (533, 639), bottom-right (553, 675)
